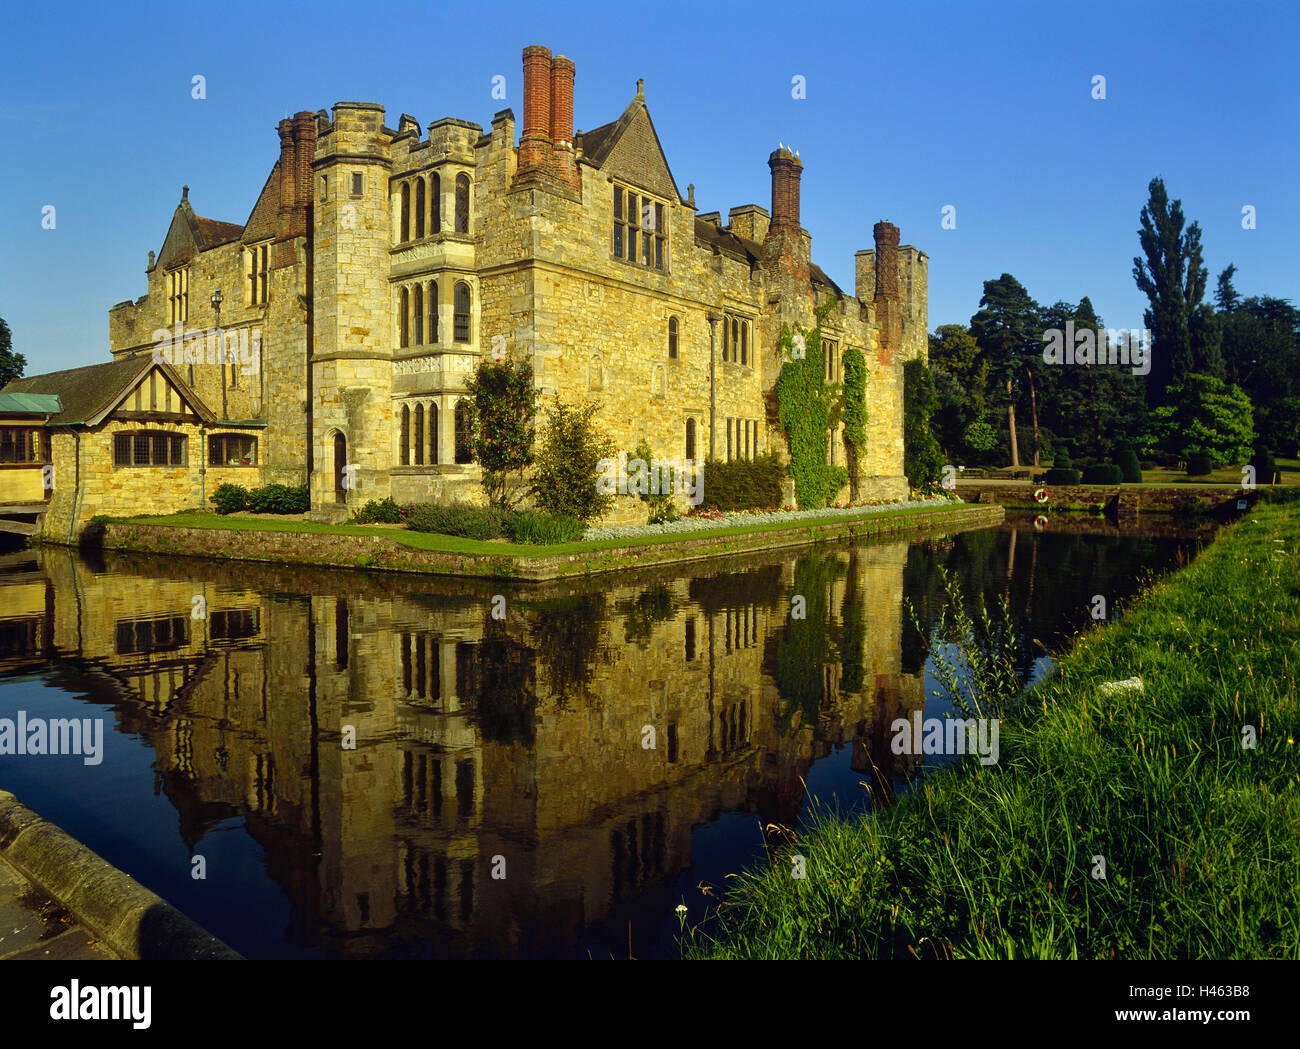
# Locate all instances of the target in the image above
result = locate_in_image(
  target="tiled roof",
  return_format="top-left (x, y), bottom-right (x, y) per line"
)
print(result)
top-left (194, 216), bottom-right (244, 248)
top-left (4, 358), bottom-right (152, 425)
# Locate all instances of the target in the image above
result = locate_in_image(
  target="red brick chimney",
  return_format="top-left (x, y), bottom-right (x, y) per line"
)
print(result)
top-left (550, 55), bottom-right (574, 147)
top-left (519, 45), bottom-right (552, 177)
top-left (873, 220), bottom-right (901, 364)
top-left (274, 112), bottom-right (316, 264)
top-left (768, 146), bottom-right (803, 233)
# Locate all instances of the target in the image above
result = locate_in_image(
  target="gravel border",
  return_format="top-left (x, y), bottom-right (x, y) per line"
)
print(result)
top-left (581, 496), bottom-right (961, 542)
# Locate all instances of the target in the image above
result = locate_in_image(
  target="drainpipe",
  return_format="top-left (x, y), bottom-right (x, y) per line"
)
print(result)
top-left (199, 424), bottom-right (207, 510)
top-left (706, 312), bottom-right (721, 460)
top-left (65, 430), bottom-right (81, 545)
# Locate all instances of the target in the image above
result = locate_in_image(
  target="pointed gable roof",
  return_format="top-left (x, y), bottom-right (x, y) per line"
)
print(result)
top-left (577, 91), bottom-right (681, 203)
top-left (4, 357), bottom-right (216, 427)
top-left (155, 188), bottom-right (245, 270)
top-left (242, 161), bottom-right (281, 243)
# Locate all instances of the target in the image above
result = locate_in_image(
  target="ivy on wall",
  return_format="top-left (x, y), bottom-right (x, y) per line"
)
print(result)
top-left (775, 296), bottom-right (849, 508)
top-left (841, 346), bottom-right (867, 498)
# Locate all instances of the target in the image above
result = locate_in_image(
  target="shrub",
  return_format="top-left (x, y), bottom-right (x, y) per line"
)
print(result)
top-left (503, 509), bottom-right (585, 545)
top-left (531, 397), bottom-right (616, 522)
top-left (211, 483), bottom-right (249, 515)
top-left (1249, 446), bottom-right (1278, 485)
top-left (245, 483), bottom-right (310, 514)
top-left (630, 438), bottom-right (680, 524)
top-left (404, 501), bottom-right (507, 540)
top-left (1082, 463), bottom-right (1123, 485)
top-left (353, 497), bottom-right (402, 524)
top-left (701, 452), bottom-right (785, 511)
top-left (1116, 449), bottom-right (1143, 484)
top-left (1043, 467), bottom-right (1081, 485)
top-left (1053, 452), bottom-right (1073, 469)
top-left (1186, 452), bottom-right (1214, 476)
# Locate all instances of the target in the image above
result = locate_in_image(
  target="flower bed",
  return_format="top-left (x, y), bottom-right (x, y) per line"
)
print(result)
top-left (581, 495), bottom-right (960, 542)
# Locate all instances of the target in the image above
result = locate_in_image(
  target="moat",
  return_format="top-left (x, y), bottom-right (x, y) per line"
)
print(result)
top-left (0, 515), bottom-right (1206, 959)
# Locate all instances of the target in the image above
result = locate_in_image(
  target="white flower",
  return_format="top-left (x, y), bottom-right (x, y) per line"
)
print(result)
top-left (675, 904), bottom-right (688, 915)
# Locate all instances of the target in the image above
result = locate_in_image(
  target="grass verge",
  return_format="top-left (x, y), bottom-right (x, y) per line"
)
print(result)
top-left (686, 501), bottom-right (1300, 959)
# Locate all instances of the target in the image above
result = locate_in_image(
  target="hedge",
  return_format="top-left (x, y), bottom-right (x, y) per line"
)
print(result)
top-left (1081, 463), bottom-right (1123, 485)
top-left (1043, 467), bottom-right (1082, 485)
top-left (701, 452), bottom-right (785, 511)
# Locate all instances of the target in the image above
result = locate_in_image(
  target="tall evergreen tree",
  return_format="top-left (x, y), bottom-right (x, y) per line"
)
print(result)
top-left (970, 274), bottom-right (1041, 467)
top-left (1132, 177), bottom-right (1209, 405)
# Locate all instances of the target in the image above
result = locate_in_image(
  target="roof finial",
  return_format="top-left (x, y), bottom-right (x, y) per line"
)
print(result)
top-left (636, 78), bottom-right (644, 98)
top-left (181, 185), bottom-right (189, 202)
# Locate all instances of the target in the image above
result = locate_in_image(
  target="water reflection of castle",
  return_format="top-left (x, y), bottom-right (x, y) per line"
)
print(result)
top-left (0, 544), bottom-right (923, 958)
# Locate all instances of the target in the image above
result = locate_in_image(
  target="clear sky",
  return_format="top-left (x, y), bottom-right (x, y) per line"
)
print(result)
top-left (1, 0), bottom-right (1295, 373)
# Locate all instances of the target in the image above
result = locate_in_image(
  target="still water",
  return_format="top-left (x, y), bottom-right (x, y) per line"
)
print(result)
top-left (0, 516), bottom-right (1205, 959)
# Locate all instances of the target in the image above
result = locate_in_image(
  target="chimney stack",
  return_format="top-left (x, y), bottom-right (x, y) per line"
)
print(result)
top-left (768, 146), bottom-right (803, 233)
top-left (519, 44), bottom-right (553, 177)
top-left (873, 221), bottom-right (902, 365)
top-left (550, 55), bottom-right (574, 147)
top-left (275, 111), bottom-right (317, 263)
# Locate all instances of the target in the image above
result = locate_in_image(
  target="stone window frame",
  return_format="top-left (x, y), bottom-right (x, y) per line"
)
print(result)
top-left (351, 172), bottom-right (364, 198)
top-left (453, 399), bottom-right (474, 464)
top-left (611, 182), bottom-right (667, 272)
top-left (721, 312), bottom-right (752, 367)
top-left (453, 281), bottom-right (472, 344)
top-left (454, 173), bottom-right (471, 235)
top-left (667, 315), bottom-right (679, 360)
top-left (822, 337), bottom-right (840, 383)
top-left (168, 266), bottom-right (189, 325)
top-left (244, 241), bottom-right (270, 307)
top-left (208, 432), bottom-right (258, 467)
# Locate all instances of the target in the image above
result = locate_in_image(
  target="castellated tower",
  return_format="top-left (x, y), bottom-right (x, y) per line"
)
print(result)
top-left (312, 103), bottom-right (399, 509)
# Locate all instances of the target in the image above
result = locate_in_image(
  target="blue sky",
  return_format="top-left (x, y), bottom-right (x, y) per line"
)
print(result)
top-left (1, 0), bottom-right (1296, 373)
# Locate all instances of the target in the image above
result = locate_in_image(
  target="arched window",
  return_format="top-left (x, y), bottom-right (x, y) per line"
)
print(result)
top-left (430, 402), bottom-right (439, 464)
top-left (732, 318), bottom-right (739, 361)
top-left (400, 405), bottom-right (410, 466)
top-left (414, 404), bottom-right (424, 465)
top-left (415, 177), bottom-right (425, 239)
top-left (400, 182), bottom-right (410, 243)
top-left (722, 318), bottom-right (729, 362)
top-left (455, 173), bottom-right (470, 234)
top-left (431, 173), bottom-right (441, 233)
top-left (685, 418), bottom-right (696, 461)
top-left (429, 281), bottom-right (439, 343)
top-left (453, 282), bottom-right (470, 343)
top-left (399, 286), bottom-right (410, 347)
top-left (668, 316), bottom-right (678, 359)
top-left (454, 400), bottom-right (473, 464)
top-left (741, 321), bottom-right (748, 366)
top-left (413, 284), bottom-right (424, 345)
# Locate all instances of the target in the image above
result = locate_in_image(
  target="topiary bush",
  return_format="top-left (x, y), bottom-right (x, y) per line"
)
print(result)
top-left (404, 502), bottom-right (507, 540)
top-left (1116, 449), bottom-right (1143, 484)
top-left (1249, 445), bottom-right (1278, 485)
top-left (1186, 452), bottom-right (1214, 476)
top-left (700, 452), bottom-right (785, 511)
top-left (353, 497), bottom-right (402, 524)
top-left (502, 509), bottom-right (586, 545)
top-left (1043, 467), bottom-right (1081, 485)
top-left (211, 483), bottom-right (249, 515)
top-left (1082, 463), bottom-right (1123, 485)
top-left (246, 483), bottom-right (310, 514)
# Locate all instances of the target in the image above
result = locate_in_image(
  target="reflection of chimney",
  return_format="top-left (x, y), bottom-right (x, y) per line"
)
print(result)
top-left (519, 44), bottom-right (552, 177)
top-left (768, 146), bottom-right (803, 233)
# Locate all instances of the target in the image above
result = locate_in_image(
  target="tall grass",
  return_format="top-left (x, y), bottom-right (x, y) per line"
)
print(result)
top-left (688, 503), bottom-right (1300, 959)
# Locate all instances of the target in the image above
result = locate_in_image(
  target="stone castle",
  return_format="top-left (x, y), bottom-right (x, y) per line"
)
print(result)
top-left (3, 44), bottom-right (926, 533)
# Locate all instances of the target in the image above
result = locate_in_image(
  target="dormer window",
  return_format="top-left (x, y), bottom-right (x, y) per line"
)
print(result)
top-left (612, 184), bottom-right (666, 270)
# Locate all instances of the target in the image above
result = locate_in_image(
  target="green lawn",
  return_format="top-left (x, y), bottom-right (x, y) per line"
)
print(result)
top-left (114, 501), bottom-right (967, 558)
top-left (687, 500), bottom-right (1300, 959)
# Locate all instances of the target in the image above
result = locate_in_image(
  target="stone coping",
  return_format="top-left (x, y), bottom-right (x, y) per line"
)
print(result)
top-left (87, 504), bottom-right (1005, 581)
top-left (0, 790), bottom-right (241, 961)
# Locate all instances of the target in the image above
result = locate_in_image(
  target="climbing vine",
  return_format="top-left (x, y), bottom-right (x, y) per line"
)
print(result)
top-left (775, 296), bottom-right (849, 508)
top-left (841, 346), bottom-right (867, 499)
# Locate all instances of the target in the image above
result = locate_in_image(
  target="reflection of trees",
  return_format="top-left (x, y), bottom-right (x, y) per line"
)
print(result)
top-left (839, 552), bottom-right (866, 694)
top-left (460, 626), bottom-right (537, 744)
top-left (616, 584), bottom-right (677, 647)
top-left (770, 553), bottom-right (847, 735)
top-left (687, 565), bottom-right (784, 613)
top-left (522, 593), bottom-right (605, 707)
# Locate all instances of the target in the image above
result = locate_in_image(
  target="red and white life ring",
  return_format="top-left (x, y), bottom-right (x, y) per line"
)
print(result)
top-left (1034, 488), bottom-right (1049, 504)
top-left (1033, 514), bottom-right (1049, 530)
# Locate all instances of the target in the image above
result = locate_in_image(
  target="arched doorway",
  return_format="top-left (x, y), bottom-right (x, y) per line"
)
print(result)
top-left (333, 432), bottom-right (347, 503)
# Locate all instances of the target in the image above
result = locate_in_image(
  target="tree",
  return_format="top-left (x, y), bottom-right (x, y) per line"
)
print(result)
top-left (0, 317), bottom-right (25, 388)
top-left (1147, 373), bottom-right (1254, 467)
top-left (1132, 177), bottom-right (1209, 405)
top-left (903, 360), bottom-right (944, 487)
top-left (1215, 264), bottom-right (1240, 313)
top-left (530, 395), bottom-right (615, 522)
top-left (970, 274), bottom-right (1041, 467)
top-left (928, 323), bottom-right (988, 460)
top-left (464, 356), bottom-right (539, 508)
